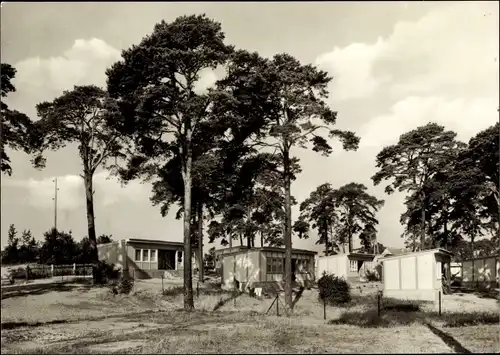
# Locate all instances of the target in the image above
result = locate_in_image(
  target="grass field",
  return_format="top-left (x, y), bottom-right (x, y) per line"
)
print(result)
top-left (1, 311), bottom-right (454, 354)
top-left (1, 279), bottom-right (499, 353)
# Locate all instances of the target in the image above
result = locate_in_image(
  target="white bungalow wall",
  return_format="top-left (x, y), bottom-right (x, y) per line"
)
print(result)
top-left (316, 255), bottom-right (348, 279)
top-left (382, 251), bottom-right (444, 302)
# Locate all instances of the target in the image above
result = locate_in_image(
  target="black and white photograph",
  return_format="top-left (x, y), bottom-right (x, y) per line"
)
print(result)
top-left (1, 1), bottom-right (499, 353)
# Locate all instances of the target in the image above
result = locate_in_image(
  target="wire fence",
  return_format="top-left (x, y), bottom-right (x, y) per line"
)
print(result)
top-left (7, 264), bottom-right (94, 281)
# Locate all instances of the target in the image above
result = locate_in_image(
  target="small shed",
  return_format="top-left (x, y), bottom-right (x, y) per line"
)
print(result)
top-left (460, 255), bottom-right (499, 288)
top-left (381, 248), bottom-right (453, 302)
top-left (316, 253), bottom-right (376, 282)
top-left (216, 247), bottom-right (317, 291)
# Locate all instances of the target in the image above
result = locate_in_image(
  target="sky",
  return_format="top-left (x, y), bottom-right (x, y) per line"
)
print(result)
top-left (1, 2), bottom-right (499, 253)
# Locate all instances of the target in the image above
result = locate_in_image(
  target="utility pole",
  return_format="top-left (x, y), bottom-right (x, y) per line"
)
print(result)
top-left (52, 178), bottom-right (59, 230)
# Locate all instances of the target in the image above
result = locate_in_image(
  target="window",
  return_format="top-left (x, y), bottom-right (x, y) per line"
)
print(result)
top-left (143, 249), bottom-right (149, 262)
top-left (267, 257), bottom-right (284, 274)
top-left (350, 260), bottom-right (358, 272)
top-left (135, 249), bottom-right (141, 262)
top-left (150, 250), bottom-right (157, 262)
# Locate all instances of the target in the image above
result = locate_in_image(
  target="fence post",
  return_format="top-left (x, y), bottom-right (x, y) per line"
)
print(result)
top-left (73, 263), bottom-right (76, 276)
top-left (323, 297), bottom-right (326, 320)
top-left (438, 291), bottom-right (442, 316)
top-left (197, 281), bottom-right (200, 298)
top-left (233, 280), bottom-right (237, 306)
top-left (51, 264), bottom-right (54, 278)
top-left (377, 292), bottom-right (381, 316)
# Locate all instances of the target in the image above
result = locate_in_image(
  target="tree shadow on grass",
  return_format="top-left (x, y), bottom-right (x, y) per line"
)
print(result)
top-left (292, 287), bottom-right (305, 308)
top-left (1, 279), bottom-right (93, 300)
top-left (212, 291), bottom-right (244, 312)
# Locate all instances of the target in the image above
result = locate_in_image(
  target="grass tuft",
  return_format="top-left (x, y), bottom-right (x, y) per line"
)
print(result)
top-left (441, 311), bottom-right (500, 328)
top-left (328, 307), bottom-right (500, 328)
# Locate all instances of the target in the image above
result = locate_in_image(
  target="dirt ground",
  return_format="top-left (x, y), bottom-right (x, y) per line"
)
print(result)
top-left (1, 279), bottom-right (498, 353)
top-left (1, 311), bottom-right (453, 354)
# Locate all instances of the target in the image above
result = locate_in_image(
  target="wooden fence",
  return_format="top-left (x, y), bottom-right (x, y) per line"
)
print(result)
top-left (8, 264), bottom-right (94, 280)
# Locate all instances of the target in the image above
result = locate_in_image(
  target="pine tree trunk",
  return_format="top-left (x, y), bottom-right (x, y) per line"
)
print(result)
top-left (283, 145), bottom-right (293, 309)
top-left (84, 173), bottom-right (98, 264)
top-left (471, 236), bottom-right (475, 284)
top-left (420, 192), bottom-right (426, 251)
top-left (181, 130), bottom-right (194, 311)
top-left (197, 203), bottom-right (204, 283)
top-left (239, 233), bottom-right (243, 246)
top-left (324, 222), bottom-right (329, 256)
top-left (348, 230), bottom-right (353, 254)
top-left (261, 231), bottom-right (264, 247)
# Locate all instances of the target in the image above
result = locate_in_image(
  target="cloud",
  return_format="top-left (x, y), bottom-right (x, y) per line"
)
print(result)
top-left (316, 2), bottom-right (499, 103)
top-left (359, 96), bottom-right (499, 149)
top-left (4, 172), bottom-right (149, 211)
top-left (194, 68), bottom-right (218, 94)
top-left (13, 38), bottom-right (121, 92)
top-left (316, 38), bottom-right (388, 101)
top-left (4, 38), bottom-right (122, 119)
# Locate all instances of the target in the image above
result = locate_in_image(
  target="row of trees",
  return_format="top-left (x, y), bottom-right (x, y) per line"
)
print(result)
top-left (1, 14), bottom-right (497, 310)
top-left (373, 122), bottom-right (499, 259)
top-left (294, 182), bottom-right (385, 256)
top-left (1, 15), bottom-right (359, 310)
top-left (1, 224), bottom-right (113, 265)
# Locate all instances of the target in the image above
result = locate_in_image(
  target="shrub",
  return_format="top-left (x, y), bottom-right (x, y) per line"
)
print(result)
top-left (93, 261), bottom-right (121, 284)
top-left (118, 277), bottom-right (134, 295)
top-left (317, 272), bottom-right (351, 305)
top-left (365, 270), bottom-right (380, 282)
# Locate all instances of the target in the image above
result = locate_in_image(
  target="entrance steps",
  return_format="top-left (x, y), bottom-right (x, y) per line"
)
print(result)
top-left (163, 270), bottom-right (182, 279)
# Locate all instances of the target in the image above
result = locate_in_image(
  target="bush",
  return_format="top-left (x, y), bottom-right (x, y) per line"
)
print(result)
top-left (93, 261), bottom-right (121, 284)
top-left (365, 270), bottom-right (380, 282)
top-left (110, 276), bottom-right (134, 295)
top-left (317, 272), bottom-right (351, 305)
top-left (118, 277), bottom-right (134, 294)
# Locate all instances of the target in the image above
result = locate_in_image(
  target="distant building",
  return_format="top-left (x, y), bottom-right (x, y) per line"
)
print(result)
top-left (97, 238), bottom-right (197, 279)
top-left (381, 248), bottom-right (453, 302)
top-left (216, 246), bottom-right (317, 291)
top-left (316, 253), bottom-right (376, 282)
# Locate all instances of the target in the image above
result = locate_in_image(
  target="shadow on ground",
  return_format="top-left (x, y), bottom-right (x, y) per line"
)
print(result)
top-left (212, 291), bottom-right (244, 311)
top-left (1, 279), bottom-right (93, 300)
top-left (425, 323), bottom-right (471, 354)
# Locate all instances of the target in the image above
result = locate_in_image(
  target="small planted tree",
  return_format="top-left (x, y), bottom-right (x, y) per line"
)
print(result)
top-left (318, 272), bottom-right (351, 305)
